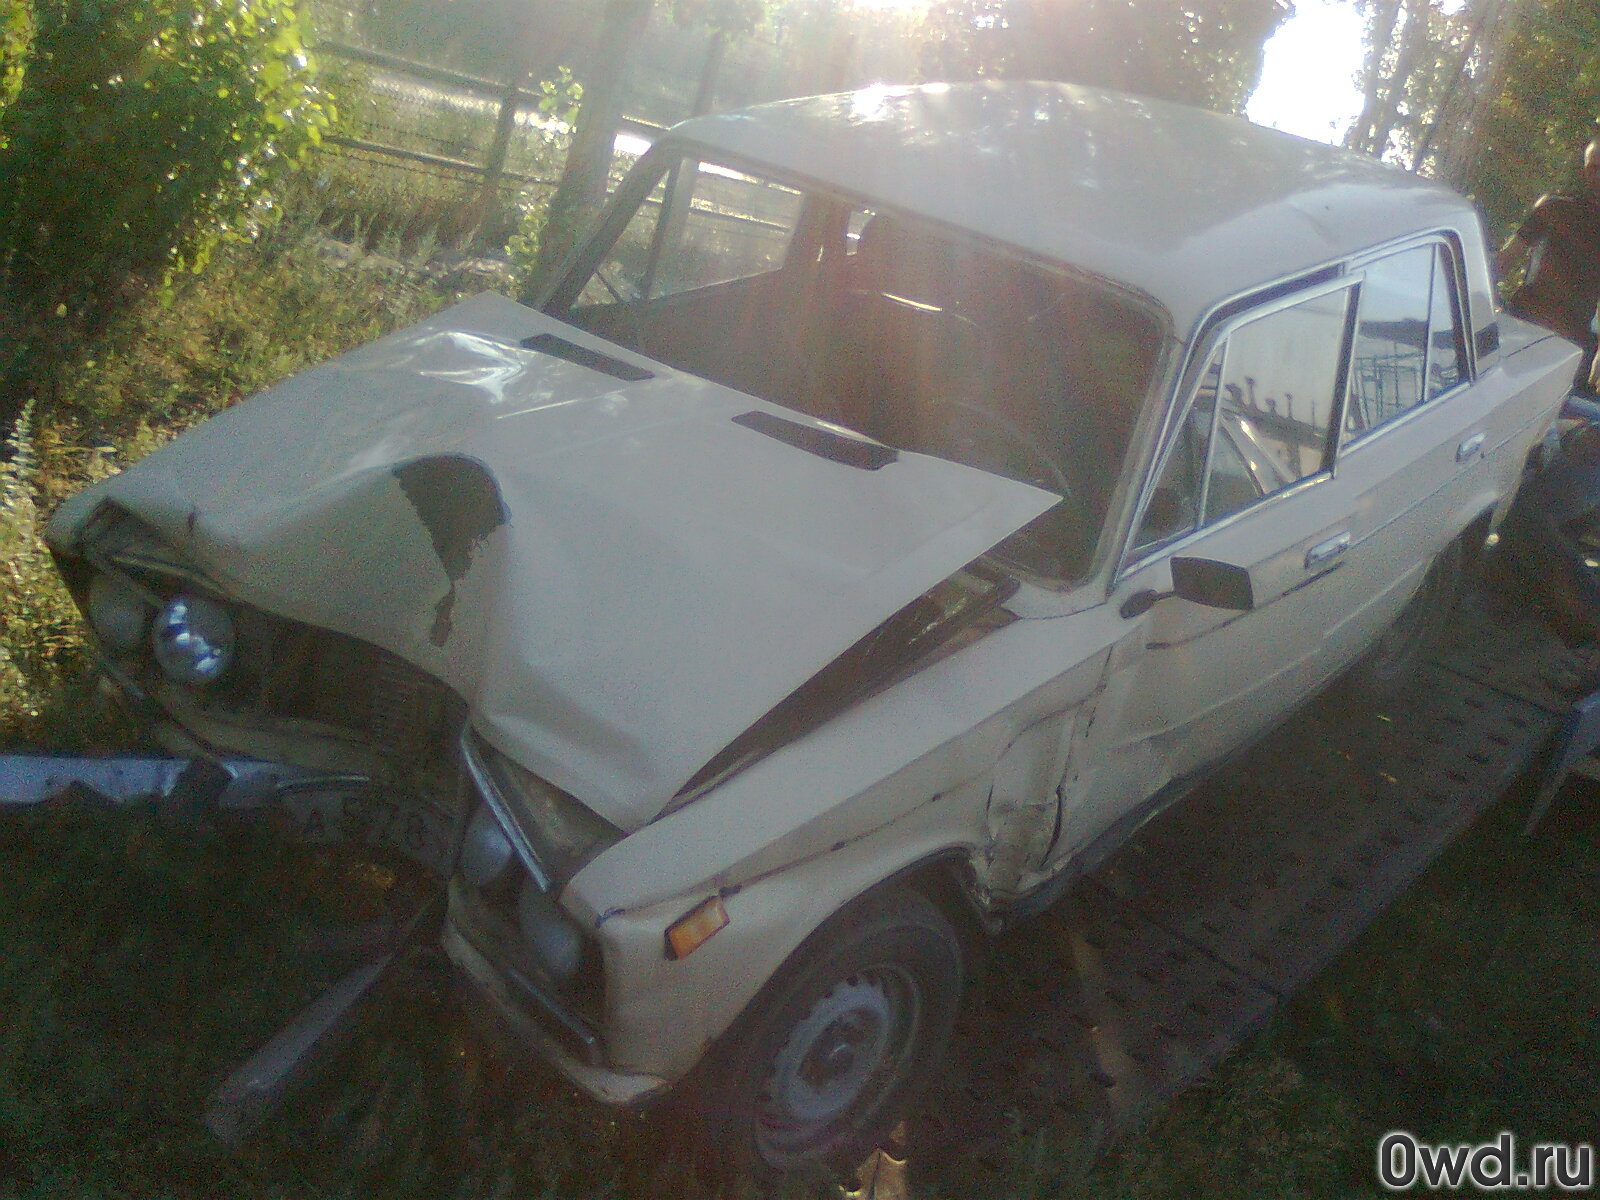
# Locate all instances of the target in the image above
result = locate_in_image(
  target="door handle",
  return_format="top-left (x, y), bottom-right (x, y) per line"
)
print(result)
top-left (1305, 532), bottom-right (1350, 570)
top-left (1457, 432), bottom-right (1486, 463)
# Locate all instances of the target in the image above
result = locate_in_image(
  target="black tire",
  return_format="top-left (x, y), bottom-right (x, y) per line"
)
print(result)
top-left (692, 886), bottom-right (964, 1180)
top-left (1493, 421), bottom-right (1600, 643)
top-left (1329, 537), bottom-right (1463, 706)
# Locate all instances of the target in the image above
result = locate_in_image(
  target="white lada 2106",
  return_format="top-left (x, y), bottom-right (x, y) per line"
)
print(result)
top-left (47, 82), bottom-right (1580, 1175)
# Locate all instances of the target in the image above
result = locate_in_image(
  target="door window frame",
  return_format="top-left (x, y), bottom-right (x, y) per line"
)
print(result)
top-left (1338, 233), bottom-right (1474, 453)
top-left (1118, 272), bottom-right (1360, 577)
top-left (1116, 229), bottom-right (1477, 586)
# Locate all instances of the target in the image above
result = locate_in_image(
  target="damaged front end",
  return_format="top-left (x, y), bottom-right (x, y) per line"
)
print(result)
top-left (45, 496), bottom-right (641, 1115)
top-left (31, 287), bottom-right (1062, 1148)
top-left (446, 730), bottom-right (618, 1073)
top-left (58, 503), bottom-right (461, 776)
top-left (37, 502), bottom-right (469, 1135)
top-left (38, 488), bottom-right (1032, 1132)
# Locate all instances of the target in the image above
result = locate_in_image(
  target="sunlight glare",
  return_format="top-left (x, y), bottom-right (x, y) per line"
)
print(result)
top-left (1246, 0), bottom-right (1366, 145)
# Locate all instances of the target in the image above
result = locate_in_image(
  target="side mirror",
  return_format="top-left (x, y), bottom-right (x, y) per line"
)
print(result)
top-left (1170, 556), bottom-right (1254, 611)
top-left (1117, 556), bottom-right (1255, 619)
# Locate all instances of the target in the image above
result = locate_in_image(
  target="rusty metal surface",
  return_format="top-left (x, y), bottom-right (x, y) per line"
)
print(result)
top-left (909, 885), bottom-right (1279, 1187)
top-left (1433, 590), bottom-right (1600, 710)
top-left (906, 603), bottom-right (1580, 1192)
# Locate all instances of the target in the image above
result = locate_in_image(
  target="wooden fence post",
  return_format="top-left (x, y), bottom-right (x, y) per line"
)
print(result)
top-left (473, 78), bottom-right (523, 245)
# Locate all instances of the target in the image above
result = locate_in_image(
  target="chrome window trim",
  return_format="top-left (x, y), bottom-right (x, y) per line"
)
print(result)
top-left (1339, 235), bottom-right (1474, 454)
top-left (1118, 273), bottom-right (1359, 578)
top-left (1115, 226), bottom-right (1473, 589)
top-left (1347, 230), bottom-right (1474, 377)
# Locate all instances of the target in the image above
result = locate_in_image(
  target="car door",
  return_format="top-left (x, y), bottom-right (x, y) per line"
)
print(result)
top-left (1058, 276), bottom-right (1376, 852)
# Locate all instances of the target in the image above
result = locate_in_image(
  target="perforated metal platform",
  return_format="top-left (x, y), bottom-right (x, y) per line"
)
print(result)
top-left (904, 595), bottom-right (1595, 1193)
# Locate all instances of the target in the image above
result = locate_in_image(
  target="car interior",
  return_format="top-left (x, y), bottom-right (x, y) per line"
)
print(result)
top-left (557, 169), bottom-right (1165, 579)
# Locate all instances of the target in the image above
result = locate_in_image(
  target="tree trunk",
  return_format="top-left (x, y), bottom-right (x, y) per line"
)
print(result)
top-left (1435, 0), bottom-right (1520, 189)
top-left (1360, 0), bottom-right (1429, 158)
top-left (529, 0), bottom-right (652, 294)
top-left (1346, 0), bottom-right (1403, 153)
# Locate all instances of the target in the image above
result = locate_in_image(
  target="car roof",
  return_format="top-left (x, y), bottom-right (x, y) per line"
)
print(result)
top-left (666, 82), bottom-right (1478, 337)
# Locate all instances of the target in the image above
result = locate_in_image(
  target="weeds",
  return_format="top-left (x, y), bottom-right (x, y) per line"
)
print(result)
top-left (307, 49), bottom-right (569, 254)
top-left (0, 209), bottom-right (462, 753)
top-left (0, 398), bottom-right (94, 742)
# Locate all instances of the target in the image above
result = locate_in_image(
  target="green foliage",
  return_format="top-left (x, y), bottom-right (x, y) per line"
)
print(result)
top-left (0, 215), bottom-right (454, 752)
top-left (505, 194), bottom-right (550, 290)
top-left (0, 0), bottom-right (28, 121)
top-left (1343, 0), bottom-right (1598, 241)
top-left (0, 398), bottom-right (103, 742)
top-left (536, 63), bottom-right (584, 124)
top-left (0, 0), bottom-right (333, 425)
top-left (915, 0), bottom-right (1289, 114)
top-left (1464, 0), bottom-right (1600, 237)
top-left (349, 0), bottom-right (606, 82)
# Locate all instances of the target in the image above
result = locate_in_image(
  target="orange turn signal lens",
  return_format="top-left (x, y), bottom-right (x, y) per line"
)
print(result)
top-left (665, 895), bottom-right (729, 960)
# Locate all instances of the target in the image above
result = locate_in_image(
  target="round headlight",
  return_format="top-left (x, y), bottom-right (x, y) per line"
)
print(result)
top-left (517, 881), bottom-right (585, 982)
top-left (151, 595), bottom-right (236, 685)
top-left (459, 804), bottom-right (515, 889)
top-left (88, 574), bottom-right (153, 651)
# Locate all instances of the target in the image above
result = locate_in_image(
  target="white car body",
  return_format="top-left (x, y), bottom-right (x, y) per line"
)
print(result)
top-left (48, 82), bottom-right (1580, 1170)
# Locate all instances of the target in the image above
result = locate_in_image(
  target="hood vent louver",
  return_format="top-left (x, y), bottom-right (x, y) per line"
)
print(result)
top-left (732, 410), bottom-right (898, 470)
top-left (521, 333), bottom-right (654, 382)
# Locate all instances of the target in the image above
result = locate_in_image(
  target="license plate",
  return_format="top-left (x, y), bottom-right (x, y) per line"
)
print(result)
top-left (276, 787), bottom-right (454, 875)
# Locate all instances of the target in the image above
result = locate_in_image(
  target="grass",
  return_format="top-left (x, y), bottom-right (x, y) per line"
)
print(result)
top-left (0, 755), bottom-right (1593, 1198)
top-left (306, 52), bottom-right (568, 255)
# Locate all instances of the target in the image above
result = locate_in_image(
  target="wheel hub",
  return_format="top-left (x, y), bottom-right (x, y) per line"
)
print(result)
top-left (762, 974), bottom-right (903, 1132)
top-left (799, 1010), bottom-right (881, 1088)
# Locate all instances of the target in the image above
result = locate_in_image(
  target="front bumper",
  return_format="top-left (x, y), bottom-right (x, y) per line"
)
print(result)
top-left (442, 917), bottom-right (667, 1106)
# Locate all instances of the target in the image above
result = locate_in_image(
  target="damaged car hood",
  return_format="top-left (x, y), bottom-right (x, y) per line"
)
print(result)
top-left (50, 294), bottom-right (1058, 828)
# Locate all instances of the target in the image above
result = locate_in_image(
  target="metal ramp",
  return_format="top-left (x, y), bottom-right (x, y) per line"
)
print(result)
top-left (905, 595), bottom-right (1597, 1193)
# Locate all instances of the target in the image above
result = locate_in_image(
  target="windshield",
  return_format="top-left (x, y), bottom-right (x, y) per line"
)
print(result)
top-left (545, 150), bottom-right (1164, 579)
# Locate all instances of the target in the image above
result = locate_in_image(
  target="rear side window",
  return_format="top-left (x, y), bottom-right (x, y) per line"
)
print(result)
top-left (1346, 242), bottom-right (1468, 439)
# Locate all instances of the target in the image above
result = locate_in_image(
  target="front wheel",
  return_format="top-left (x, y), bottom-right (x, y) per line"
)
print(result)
top-left (693, 886), bottom-right (964, 1179)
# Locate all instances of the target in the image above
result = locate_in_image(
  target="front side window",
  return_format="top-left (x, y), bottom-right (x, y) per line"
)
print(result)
top-left (549, 150), bottom-right (1166, 580)
top-left (1134, 285), bottom-right (1353, 552)
top-left (1136, 349), bottom-right (1221, 547)
top-left (1207, 287), bottom-right (1350, 519)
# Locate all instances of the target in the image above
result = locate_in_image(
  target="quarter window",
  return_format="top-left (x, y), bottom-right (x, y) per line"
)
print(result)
top-left (1137, 349), bottom-right (1220, 547)
top-left (1426, 246), bottom-right (1467, 397)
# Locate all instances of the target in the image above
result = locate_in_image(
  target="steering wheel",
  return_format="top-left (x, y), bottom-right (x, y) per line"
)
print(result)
top-left (928, 399), bottom-right (1097, 576)
top-left (935, 398), bottom-right (1077, 499)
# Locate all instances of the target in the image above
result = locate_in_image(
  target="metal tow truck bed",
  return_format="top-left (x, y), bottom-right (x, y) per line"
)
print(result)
top-left (907, 592), bottom-right (1595, 1191)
